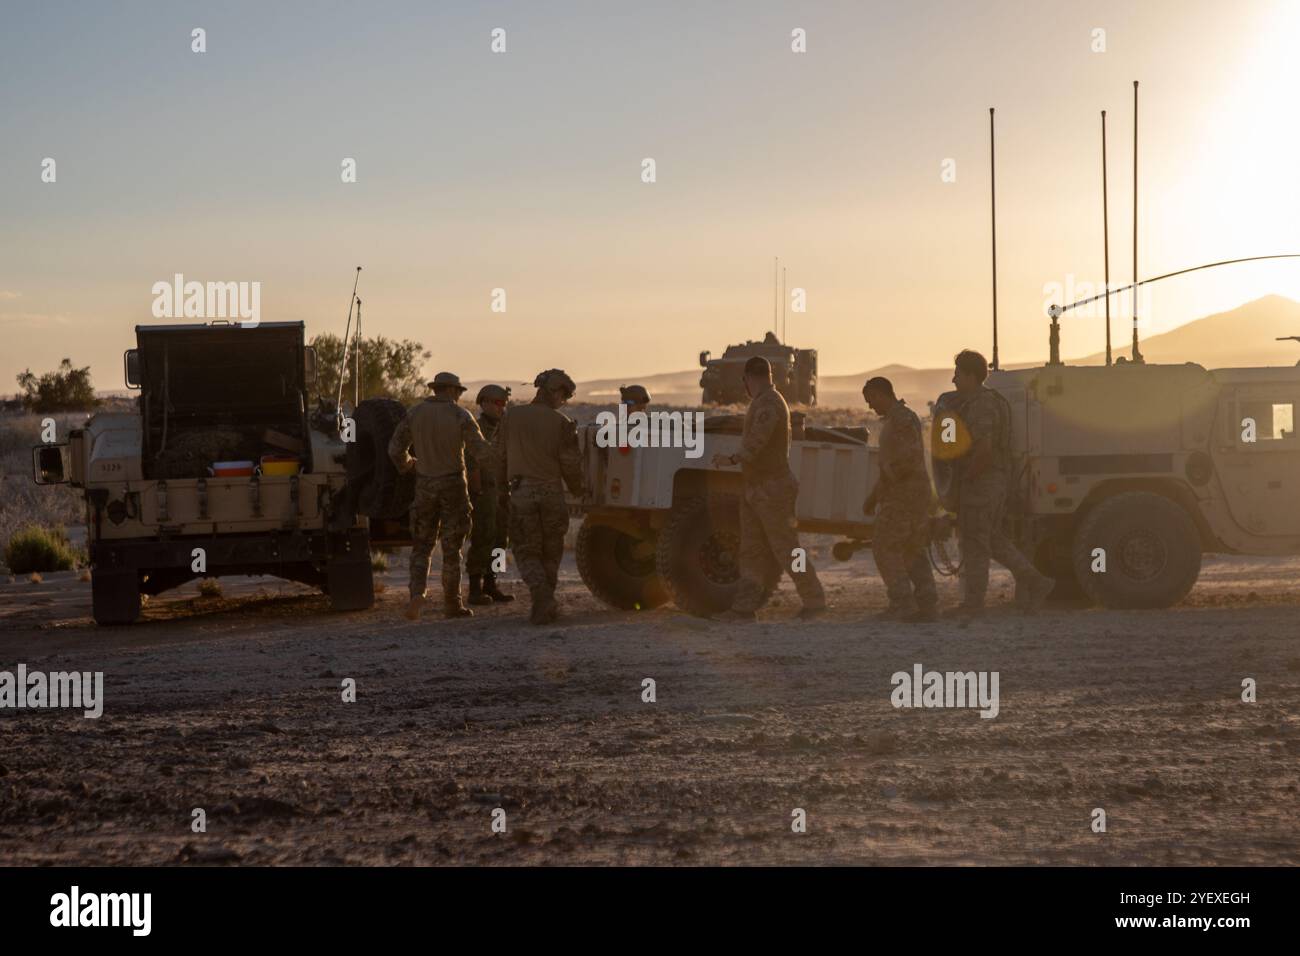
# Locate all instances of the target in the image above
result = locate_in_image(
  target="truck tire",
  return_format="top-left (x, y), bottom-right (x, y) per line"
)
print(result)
top-left (1072, 491), bottom-right (1201, 609)
top-left (346, 398), bottom-right (416, 519)
top-left (92, 568), bottom-right (141, 625)
top-left (575, 517), bottom-right (669, 611)
top-left (655, 494), bottom-right (777, 617)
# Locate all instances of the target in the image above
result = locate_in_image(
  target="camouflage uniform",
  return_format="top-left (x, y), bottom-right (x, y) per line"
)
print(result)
top-left (731, 383), bottom-right (826, 614)
top-left (954, 385), bottom-right (1039, 607)
top-left (388, 395), bottom-right (490, 606)
top-left (871, 399), bottom-right (937, 612)
top-left (466, 413), bottom-right (507, 577)
top-left (494, 397), bottom-right (584, 621)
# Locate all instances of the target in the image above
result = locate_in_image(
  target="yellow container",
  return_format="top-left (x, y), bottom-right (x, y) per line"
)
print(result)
top-left (260, 456), bottom-right (301, 477)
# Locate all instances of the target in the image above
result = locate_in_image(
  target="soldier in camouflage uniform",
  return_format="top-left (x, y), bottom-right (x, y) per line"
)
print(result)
top-left (862, 376), bottom-right (938, 622)
top-left (946, 349), bottom-right (1052, 618)
top-left (389, 371), bottom-right (491, 621)
top-left (712, 356), bottom-right (827, 621)
top-left (494, 369), bottom-right (584, 625)
top-left (466, 384), bottom-right (514, 606)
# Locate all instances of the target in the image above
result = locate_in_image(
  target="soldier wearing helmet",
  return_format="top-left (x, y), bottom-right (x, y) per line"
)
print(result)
top-left (493, 369), bottom-right (584, 624)
top-left (389, 371), bottom-right (491, 620)
top-left (465, 383), bottom-right (514, 605)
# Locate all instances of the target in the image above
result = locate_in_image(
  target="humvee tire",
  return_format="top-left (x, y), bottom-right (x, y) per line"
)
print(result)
top-left (655, 494), bottom-right (777, 617)
top-left (347, 398), bottom-right (415, 519)
top-left (91, 568), bottom-right (141, 625)
top-left (575, 517), bottom-right (669, 611)
top-left (1072, 491), bottom-right (1202, 609)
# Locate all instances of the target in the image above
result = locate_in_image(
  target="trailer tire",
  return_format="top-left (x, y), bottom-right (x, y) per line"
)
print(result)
top-left (92, 568), bottom-right (141, 625)
top-left (347, 398), bottom-right (415, 520)
top-left (656, 494), bottom-right (776, 617)
top-left (575, 518), bottom-right (669, 611)
top-left (1072, 491), bottom-right (1201, 609)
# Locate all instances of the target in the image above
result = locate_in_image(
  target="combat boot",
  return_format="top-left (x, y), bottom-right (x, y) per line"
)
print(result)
top-left (1017, 571), bottom-right (1055, 613)
top-left (904, 605), bottom-right (939, 624)
top-left (483, 571), bottom-right (514, 603)
top-left (873, 602), bottom-right (917, 621)
top-left (467, 575), bottom-right (493, 606)
top-left (403, 596), bottom-right (425, 621)
top-left (444, 589), bottom-right (474, 618)
top-left (529, 594), bottom-right (558, 625)
top-left (713, 608), bottom-right (756, 623)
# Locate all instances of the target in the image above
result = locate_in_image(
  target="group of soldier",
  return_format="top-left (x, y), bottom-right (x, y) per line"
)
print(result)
top-left (387, 348), bottom-right (1052, 627)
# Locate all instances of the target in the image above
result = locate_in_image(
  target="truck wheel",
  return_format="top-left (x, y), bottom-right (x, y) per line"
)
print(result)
top-left (92, 568), bottom-right (141, 625)
top-left (346, 398), bottom-right (416, 519)
top-left (1072, 492), bottom-right (1201, 609)
top-left (655, 494), bottom-right (776, 617)
top-left (575, 517), bottom-right (669, 611)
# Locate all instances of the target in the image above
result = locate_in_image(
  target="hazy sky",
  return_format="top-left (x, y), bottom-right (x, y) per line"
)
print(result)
top-left (3, 0), bottom-right (1300, 392)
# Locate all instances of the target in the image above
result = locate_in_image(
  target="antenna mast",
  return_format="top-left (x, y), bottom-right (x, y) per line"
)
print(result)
top-left (990, 107), bottom-right (999, 370)
top-left (773, 257), bottom-right (779, 337)
top-left (782, 266), bottom-right (787, 342)
top-left (1102, 109), bottom-right (1112, 366)
top-left (1131, 81), bottom-right (1144, 363)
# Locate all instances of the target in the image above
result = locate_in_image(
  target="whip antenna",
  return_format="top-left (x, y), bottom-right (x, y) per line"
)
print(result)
top-left (990, 107), bottom-right (1000, 370)
top-left (334, 266), bottom-right (362, 424)
top-left (1131, 82), bottom-right (1144, 363)
top-left (1102, 109), bottom-right (1112, 366)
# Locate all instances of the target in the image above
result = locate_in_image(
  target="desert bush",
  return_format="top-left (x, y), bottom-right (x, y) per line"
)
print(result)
top-left (16, 359), bottom-right (98, 412)
top-left (197, 578), bottom-right (223, 598)
top-left (3, 525), bottom-right (80, 573)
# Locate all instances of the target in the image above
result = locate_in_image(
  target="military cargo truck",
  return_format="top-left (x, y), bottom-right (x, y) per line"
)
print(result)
top-left (699, 332), bottom-right (817, 406)
top-left (32, 321), bottom-right (386, 624)
top-left (929, 361), bottom-right (1300, 609)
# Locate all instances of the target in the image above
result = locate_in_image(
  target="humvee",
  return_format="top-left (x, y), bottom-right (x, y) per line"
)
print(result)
top-left (699, 332), bottom-right (817, 406)
top-left (932, 361), bottom-right (1300, 609)
top-left (31, 321), bottom-right (410, 624)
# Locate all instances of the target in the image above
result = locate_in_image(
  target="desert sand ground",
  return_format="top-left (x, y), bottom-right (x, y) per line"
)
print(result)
top-left (1, 546), bottom-right (1297, 866)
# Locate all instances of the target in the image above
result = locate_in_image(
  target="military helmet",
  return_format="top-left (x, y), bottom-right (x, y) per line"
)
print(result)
top-left (533, 368), bottom-right (576, 399)
top-left (428, 371), bottom-right (467, 392)
top-left (619, 384), bottom-right (651, 405)
top-left (475, 383), bottom-right (511, 405)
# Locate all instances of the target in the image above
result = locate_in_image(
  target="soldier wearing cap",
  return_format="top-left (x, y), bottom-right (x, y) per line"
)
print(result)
top-left (619, 384), bottom-right (651, 415)
top-left (389, 371), bottom-right (490, 620)
top-left (493, 369), bottom-right (584, 624)
top-left (862, 375), bottom-right (938, 622)
top-left (466, 383), bottom-right (514, 605)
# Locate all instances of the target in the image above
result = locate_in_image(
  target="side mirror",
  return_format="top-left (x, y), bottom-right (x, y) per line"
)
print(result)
top-left (304, 346), bottom-right (318, 386)
top-left (32, 444), bottom-right (69, 485)
top-left (699, 350), bottom-right (711, 368)
top-left (124, 349), bottom-right (141, 388)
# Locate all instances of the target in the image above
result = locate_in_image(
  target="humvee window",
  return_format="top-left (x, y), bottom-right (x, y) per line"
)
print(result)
top-left (1241, 401), bottom-right (1295, 442)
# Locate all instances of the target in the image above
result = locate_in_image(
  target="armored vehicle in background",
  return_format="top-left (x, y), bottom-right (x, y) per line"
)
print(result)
top-left (31, 321), bottom-right (394, 624)
top-left (699, 332), bottom-right (817, 406)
